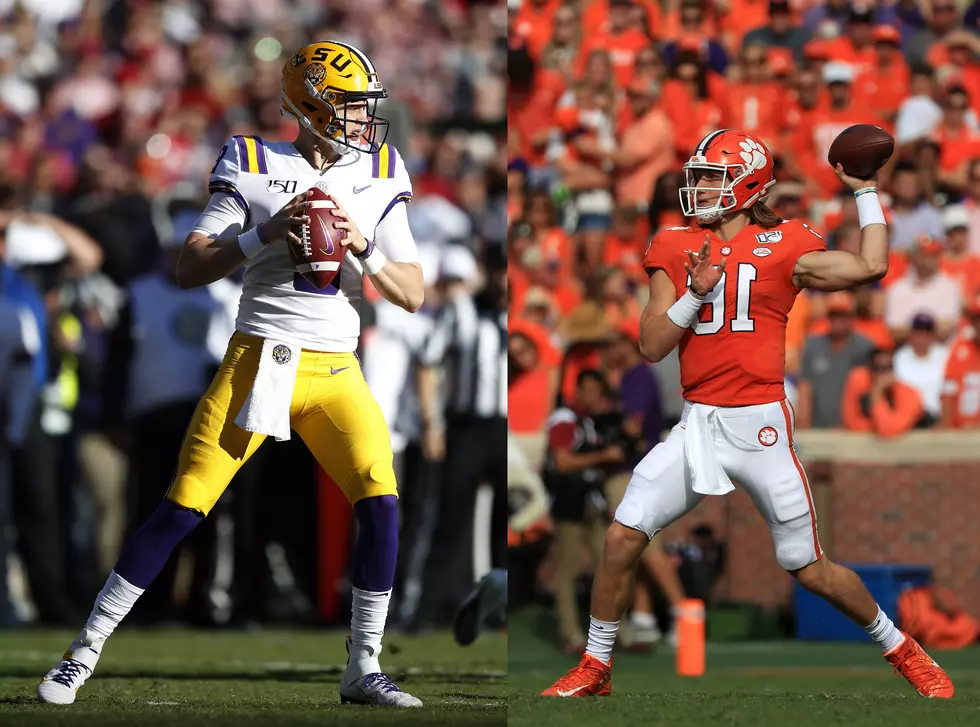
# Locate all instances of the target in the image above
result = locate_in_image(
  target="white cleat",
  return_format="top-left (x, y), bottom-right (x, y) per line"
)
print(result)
top-left (37, 642), bottom-right (101, 704)
top-left (340, 672), bottom-right (423, 707)
top-left (340, 636), bottom-right (422, 707)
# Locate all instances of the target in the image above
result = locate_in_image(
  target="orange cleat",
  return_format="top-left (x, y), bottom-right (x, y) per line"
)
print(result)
top-left (541, 654), bottom-right (612, 698)
top-left (885, 632), bottom-right (955, 698)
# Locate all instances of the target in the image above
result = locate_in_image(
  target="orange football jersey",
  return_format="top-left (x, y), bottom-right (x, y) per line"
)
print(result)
top-left (643, 220), bottom-right (826, 406)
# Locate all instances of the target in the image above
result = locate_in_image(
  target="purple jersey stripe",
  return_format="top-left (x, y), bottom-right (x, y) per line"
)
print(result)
top-left (378, 190), bottom-right (412, 223)
top-left (386, 145), bottom-right (397, 178)
top-left (372, 150), bottom-right (381, 178)
top-left (233, 136), bottom-right (248, 170)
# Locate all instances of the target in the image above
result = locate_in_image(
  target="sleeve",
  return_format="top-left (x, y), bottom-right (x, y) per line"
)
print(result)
top-left (373, 197), bottom-right (419, 263)
top-left (642, 232), bottom-right (676, 278)
top-left (190, 191), bottom-right (248, 239)
top-left (791, 220), bottom-right (828, 257)
top-left (547, 408), bottom-right (578, 449)
top-left (207, 137), bottom-right (250, 223)
top-left (419, 301), bottom-right (456, 367)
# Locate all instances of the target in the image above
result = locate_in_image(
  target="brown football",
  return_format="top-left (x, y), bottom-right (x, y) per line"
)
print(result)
top-left (827, 124), bottom-right (894, 180)
top-left (291, 186), bottom-right (347, 289)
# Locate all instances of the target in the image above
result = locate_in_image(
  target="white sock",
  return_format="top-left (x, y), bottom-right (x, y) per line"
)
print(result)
top-left (347, 587), bottom-right (390, 679)
top-left (77, 571), bottom-right (144, 648)
top-left (585, 617), bottom-right (618, 666)
top-left (865, 605), bottom-right (905, 653)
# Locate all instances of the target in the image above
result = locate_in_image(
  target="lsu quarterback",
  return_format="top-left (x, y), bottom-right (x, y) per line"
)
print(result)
top-left (37, 41), bottom-right (425, 708)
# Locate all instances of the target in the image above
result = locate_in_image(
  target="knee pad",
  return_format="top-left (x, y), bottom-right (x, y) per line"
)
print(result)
top-left (776, 540), bottom-right (819, 572)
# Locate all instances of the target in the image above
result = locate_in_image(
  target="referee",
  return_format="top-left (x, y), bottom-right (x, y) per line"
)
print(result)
top-left (416, 244), bottom-right (507, 627)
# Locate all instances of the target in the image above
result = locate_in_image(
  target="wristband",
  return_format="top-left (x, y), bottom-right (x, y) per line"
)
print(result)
top-left (358, 243), bottom-right (387, 276)
top-left (666, 289), bottom-right (705, 329)
top-left (854, 188), bottom-right (886, 229)
top-left (238, 226), bottom-right (266, 258)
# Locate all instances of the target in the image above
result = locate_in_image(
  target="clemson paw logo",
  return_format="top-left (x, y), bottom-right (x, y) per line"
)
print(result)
top-left (758, 426), bottom-right (778, 447)
top-left (739, 139), bottom-right (767, 173)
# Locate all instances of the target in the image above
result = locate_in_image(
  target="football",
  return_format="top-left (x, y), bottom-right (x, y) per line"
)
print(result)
top-left (827, 124), bottom-right (895, 180)
top-left (291, 186), bottom-right (347, 289)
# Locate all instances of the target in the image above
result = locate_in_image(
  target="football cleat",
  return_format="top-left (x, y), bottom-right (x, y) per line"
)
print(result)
top-left (885, 632), bottom-right (955, 698)
top-left (340, 636), bottom-right (422, 707)
top-left (37, 641), bottom-right (101, 704)
top-left (541, 653), bottom-right (612, 697)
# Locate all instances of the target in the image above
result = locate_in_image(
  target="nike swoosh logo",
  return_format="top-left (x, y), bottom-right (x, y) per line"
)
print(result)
top-left (353, 185), bottom-right (371, 194)
top-left (557, 685), bottom-right (589, 697)
top-left (331, 367), bottom-right (349, 375)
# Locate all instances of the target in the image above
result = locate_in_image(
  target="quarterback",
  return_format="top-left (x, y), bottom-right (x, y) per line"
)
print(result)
top-left (38, 41), bottom-right (425, 707)
top-left (543, 130), bottom-right (954, 699)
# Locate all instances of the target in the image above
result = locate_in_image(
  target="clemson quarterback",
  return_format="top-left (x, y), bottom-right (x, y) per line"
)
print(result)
top-left (38, 41), bottom-right (425, 708)
top-left (542, 130), bottom-right (954, 700)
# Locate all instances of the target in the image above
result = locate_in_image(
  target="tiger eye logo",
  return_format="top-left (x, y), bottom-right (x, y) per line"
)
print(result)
top-left (305, 63), bottom-right (326, 86)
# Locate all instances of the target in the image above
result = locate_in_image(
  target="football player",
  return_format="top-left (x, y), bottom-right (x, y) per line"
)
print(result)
top-left (38, 41), bottom-right (425, 708)
top-left (542, 130), bottom-right (954, 699)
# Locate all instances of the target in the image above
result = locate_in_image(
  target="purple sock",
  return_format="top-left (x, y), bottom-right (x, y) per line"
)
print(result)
top-left (114, 499), bottom-right (204, 589)
top-left (352, 495), bottom-right (399, 592)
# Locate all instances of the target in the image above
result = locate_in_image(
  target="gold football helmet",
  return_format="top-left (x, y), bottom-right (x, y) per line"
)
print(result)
top-left (281, 41), bottom-right (389, 154)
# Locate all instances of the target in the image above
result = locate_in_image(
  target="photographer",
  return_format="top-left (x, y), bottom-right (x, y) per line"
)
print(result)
top-left (545, 369), bottom-right (628, 653)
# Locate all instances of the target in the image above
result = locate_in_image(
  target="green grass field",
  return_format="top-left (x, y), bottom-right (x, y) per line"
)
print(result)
top-left (508, 606), bottom-right (980, 727)
top-left (0, 627), bottom-right (506, 726)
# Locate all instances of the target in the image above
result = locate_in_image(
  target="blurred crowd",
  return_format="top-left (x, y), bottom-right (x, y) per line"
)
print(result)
top-left (507, 0), bottom-right (980, 650)
top-left (0, 0), bottom-right (507, 629)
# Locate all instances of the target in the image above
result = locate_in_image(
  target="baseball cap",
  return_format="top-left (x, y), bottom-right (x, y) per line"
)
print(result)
top-left (826, 291), bottom-right (856, 314)
top-left (768, 0), bottom-right (790, 13)
top-left (911, 313), bottom-right (936, 331)
top-left (872, 25), bottom-right (901, 44)
top-left (768, 47), bottom-right (794, 75)
top-left (943, 204), bottom-right (969, 232)
top-left (823, 62), bottom-right (855, 85)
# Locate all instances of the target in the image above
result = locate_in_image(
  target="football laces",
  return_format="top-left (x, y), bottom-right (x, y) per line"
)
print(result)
top-left (300, 219), bottom-right (313, 259)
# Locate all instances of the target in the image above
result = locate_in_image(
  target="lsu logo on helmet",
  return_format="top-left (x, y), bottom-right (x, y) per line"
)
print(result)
top-left (281, 41), bottom-right (389, 155)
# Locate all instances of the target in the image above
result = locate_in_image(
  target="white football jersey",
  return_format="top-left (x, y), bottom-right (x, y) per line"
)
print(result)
top-left (206, 135), bottom-right (416, 352)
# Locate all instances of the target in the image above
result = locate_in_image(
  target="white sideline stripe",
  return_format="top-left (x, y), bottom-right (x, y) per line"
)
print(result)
top-left (2, 650), bottom-right (506, 678)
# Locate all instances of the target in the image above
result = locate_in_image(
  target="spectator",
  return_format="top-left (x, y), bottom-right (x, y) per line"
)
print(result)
top-left (612, 78), bottom-right (675, 209)
top-left (741, 1), bottom-right (809, 62)
top-left (885, 235), bottom-right (962, 343)
top-left (856, 24), bottom-right (911, 128)
top-left (797, 292), bottom-right (876, 429)
top-left (842, 348), bottom-right (926, 437)
top-left (941, 295), bottom-right (980, 428)
top-left (544, 369), bottom-right (625, 653)
top-left (724, 42), bottom-right (783, 152)
top-left (906, 0), bottom-right (965, 69)
top-left (888, 163), bottom-right (946, 251)
top-left (939, 204), bottom-right (980, 300)
top-left (893, 313), bottom-right (950, 424)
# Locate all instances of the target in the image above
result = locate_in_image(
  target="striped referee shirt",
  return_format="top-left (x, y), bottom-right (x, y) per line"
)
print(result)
top-left (420, 291), bottom-right (507, 420)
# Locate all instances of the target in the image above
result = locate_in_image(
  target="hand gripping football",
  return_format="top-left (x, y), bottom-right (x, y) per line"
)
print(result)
top-left (291, 186), bottom-right (347, 289)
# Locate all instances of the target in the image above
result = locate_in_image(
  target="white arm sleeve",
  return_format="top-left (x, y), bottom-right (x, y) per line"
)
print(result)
top-left (373, 199), bottom-right (419, 263)
top-left (190, 193), bottom-right (248, 239)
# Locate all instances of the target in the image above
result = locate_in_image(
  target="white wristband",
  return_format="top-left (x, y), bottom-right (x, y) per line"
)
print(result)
top-left (854, 188), bottom-right (886, 229)
top-left (238, 226), bottom-right (266, 258)
top-left (666, 289), bottom-right (705, 329)
top-left (359, 246), bottom-right (387, 276)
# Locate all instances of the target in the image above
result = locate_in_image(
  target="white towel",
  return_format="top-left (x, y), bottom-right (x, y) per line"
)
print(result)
top-left (233, 338), bottom-right (300, 441)
top-left (684, 403), bottom-right (735, 496)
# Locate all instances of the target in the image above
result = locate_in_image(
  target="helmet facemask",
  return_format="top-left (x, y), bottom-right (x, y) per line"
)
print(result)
top-left (282, 82), bottom-right (389, 156)
top-left (680, 163), bottom-right (745, 224)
